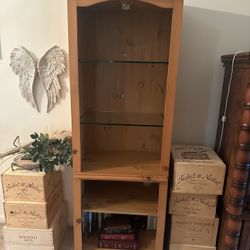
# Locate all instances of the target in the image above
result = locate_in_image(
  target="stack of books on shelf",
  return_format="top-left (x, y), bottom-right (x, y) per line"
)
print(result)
top-left (169, 145), bottom-right (226, 250)
top-left (98, 215), bottom-right (138, 249)
top-left (1, 167), bottom-right (67, 250)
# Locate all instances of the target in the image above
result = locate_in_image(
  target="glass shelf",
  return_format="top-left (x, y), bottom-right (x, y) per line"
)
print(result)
top-left (79, 59), bottom-right (168, 64)
top-left (81, 111), bottom-right (164, 127)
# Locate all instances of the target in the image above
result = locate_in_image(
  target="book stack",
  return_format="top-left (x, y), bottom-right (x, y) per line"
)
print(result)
top-left (1, 167), bottom-right (67, 250)
top-left (98, 215), bottom-right (138, 249)
top-left (169, 145), bottom-right (226, 250)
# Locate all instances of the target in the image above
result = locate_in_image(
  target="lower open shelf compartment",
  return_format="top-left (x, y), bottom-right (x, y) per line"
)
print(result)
top-left (82, 180), bottom-right (158, 249)
top-left (83, 181), bottom-right (158, 216)
top-left (84, 230), bottom-right (156, 250)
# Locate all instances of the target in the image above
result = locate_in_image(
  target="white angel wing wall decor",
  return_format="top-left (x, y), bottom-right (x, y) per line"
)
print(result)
top-left (10, 47), bottom-right (38, 111)
top-left (10, 46), bottom-right (66, 113)
top-left (38, 46), bottom-right (66, 112)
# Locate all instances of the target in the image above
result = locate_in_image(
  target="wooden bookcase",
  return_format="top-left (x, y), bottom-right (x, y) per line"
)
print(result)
top-left (68, 0), bottom-right (183, 249)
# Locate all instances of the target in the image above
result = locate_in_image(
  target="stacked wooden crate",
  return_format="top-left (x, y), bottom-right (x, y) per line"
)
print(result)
top-left (169, 145), bottom-right (226, 250)
top-left (1, 167), bottom-right (67, 250)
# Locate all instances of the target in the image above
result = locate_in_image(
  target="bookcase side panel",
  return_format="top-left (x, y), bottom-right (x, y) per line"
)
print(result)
top-left (161, 0), bottom-right (183, 169)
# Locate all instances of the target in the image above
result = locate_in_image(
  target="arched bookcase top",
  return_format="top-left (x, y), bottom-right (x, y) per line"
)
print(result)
top-left (77, 0), bottom-right (174, 9)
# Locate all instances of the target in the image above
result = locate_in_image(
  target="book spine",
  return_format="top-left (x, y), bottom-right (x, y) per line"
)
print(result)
top-left (100, 233), bottom-right (135, 241)
top-left (104, 229), bottom-right (132, 234)
top-left (98, 240), bottom-right (138, 249)
top-left (98, 214), bottom-right (102, 229)
top-left (88, 212), bottom-right (93, 233)
top-left (147, 216), bottom-right (157, 230)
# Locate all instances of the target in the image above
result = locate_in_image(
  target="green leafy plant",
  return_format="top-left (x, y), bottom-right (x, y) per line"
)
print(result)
top-left (26, 132), bottom-right (72, 172)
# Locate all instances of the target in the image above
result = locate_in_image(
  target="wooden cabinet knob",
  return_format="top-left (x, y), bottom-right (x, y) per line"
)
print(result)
top-left (145, 176), bottom-right (152, 183)
top-left (76, 218), bottom-right (82, 224)
top-left (72, 149), bottom-right (78, 155)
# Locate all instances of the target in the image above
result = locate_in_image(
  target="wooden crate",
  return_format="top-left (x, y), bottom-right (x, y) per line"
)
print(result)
top-left (169, 191), bottom-right (217, 217)
top-left (3, 201), bottom-right (67, 249)
top-left (171, 145), bottom-right (226, 195)
top-left (4, 181), bottom-right (63, 229)
top-left (5, 245), bottom-right (57, 250)
top-left (170, 244), bottom-right (216, 250)
top-left (170, 215), bottom-right (219, 246)
top-left (1, 167), bottom-right (62, 202)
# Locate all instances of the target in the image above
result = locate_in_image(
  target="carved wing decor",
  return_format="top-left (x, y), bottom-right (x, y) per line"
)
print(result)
top-left (10, 47), bottom-right (38, 111)
top-left (38, 46), bottom-right (66, 112)
top-left (10, 46), bottom-right (66, 113)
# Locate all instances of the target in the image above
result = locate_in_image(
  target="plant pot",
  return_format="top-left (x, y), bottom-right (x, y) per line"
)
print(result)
top-left (12, 155), bottom-right (40, 171)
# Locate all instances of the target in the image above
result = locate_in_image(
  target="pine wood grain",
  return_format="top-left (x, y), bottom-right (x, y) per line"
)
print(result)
top-left (155, 182), bottom-right (168, 250)
top-left (77, 6), bottom-right (171, 61)
top-left (84, 126), bottom-right (163, 153)
top-left (79, 63), bottom-right (167, 114)
top-left (68, 1), bottom-right (184, 249)
top-left (83, 181), bottom-right (158, 215)
top-left (75, 151), bottom-right (167, 182)
top-left (161, 0), bottom-right (183, 170)
top-left (73, 178), bottom-right (82, 250)
top-left (77, 0), bottom-right (173, 9)
top-left (68, 0), bottom-right (82, 173)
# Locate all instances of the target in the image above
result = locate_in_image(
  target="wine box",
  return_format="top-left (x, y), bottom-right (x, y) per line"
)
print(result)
top-left (170, 215), bottom-right (219, 246)
top-left (169, 191), bottom-right (217, 217)
top-left (4, 201), bottom-right (67, 249)
top-left (1, 167), bottom-right (62, 202)
top-left (170, 244), bottom-right (216, 250)
top-left (4, 181), bottom-right (63, 229)
top-left (171, 145), bottom-right (226, 195)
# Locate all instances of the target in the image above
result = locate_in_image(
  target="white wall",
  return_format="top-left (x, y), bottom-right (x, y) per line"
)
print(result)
top-left (0, 0), bottom-right (250, 224)
top-left (185, 0), bottom-right (250, 16)
top-left (173, 3), bottom-right (250, 146)
top-left (0, 0), bottom-right (72, 223)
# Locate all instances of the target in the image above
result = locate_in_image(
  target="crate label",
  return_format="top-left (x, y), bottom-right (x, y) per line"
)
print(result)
top-left (176, 171), bottom-right (222, 190)
top-left (181, 150), bottom-right (210, 160)
top-left (172, 196), bottom-right (215, 209)
top-left (5, 182), bottom-right (43, 200)
top-left (17, 233), bottom-right (38, 243)
top-left (170, 216), bottom-right (219, 246)
top-left (8, 208), bottom-right (45, 221)
top-left (173, 165), bottom-right (225, 194)
top-left (170, 193), bottom-right (217, 217)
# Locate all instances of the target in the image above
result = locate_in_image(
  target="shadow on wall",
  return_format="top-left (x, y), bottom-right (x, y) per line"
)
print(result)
top-left (173, 6), bottom-right (250, 147)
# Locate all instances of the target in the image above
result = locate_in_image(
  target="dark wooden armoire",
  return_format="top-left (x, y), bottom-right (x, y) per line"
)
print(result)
top-left (215, 52), bottom-right (250, 250)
